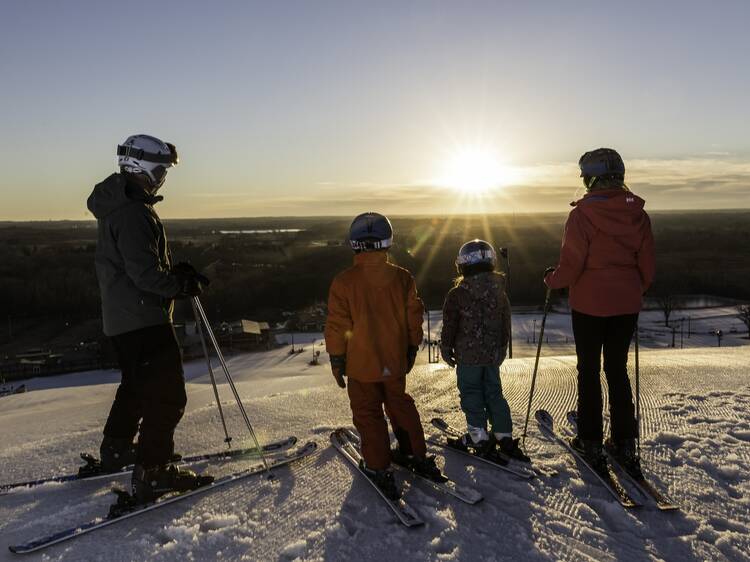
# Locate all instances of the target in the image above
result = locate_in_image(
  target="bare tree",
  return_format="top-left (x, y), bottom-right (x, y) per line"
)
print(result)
top-left (737, 304), bottom-right (750, 338)
top-left (657, 295), bottom-right (677, 327)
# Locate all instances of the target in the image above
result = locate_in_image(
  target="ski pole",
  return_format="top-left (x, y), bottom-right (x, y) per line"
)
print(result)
top-left (521, 286), bottom-right (552, 447)
top-left (635, 322), bottom-right (640, 457)
top-left (191, 297), bottom-right (232, 448)
top-left (500, 247), bottom-right (512, 359)
top-left (193, 297), bottom-right (272, 476)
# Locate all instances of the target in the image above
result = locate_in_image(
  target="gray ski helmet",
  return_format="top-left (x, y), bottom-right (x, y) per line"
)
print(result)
top-left (117, 134), bottom-right (179, 187)
top-left (456, 239), bottom-right (497, 268)
top-left (349, 212), bottom-right (393, 252)
top-left (578, 148), bottom-right (625, 190)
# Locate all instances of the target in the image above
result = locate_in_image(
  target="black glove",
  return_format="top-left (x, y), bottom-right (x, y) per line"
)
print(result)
top-left (440, 347), bottom-right (456, 368)
top-left (329, 354), bottom-right (347, 389)
top-left (172, 261), bottom-right (210, 299)
top-left (406, 345), bottom-right (418, 373)
top-left (173, 262), bottom-right (210, 285)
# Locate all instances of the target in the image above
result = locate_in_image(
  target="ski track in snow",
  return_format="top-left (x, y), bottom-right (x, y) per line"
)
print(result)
top-left (1, 342), bottom-right (750, 561)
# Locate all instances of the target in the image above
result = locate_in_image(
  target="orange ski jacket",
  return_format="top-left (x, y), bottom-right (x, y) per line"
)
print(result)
top-left (324, 251), bottom-right (424, 382)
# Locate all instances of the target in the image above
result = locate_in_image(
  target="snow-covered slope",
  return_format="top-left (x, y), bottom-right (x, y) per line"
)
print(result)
top-left (1, 343), bottom-right (749, 561)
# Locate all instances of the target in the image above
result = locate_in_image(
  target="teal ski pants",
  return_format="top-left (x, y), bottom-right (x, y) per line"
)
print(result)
top-left (456, 364), bottom-right (512, 434)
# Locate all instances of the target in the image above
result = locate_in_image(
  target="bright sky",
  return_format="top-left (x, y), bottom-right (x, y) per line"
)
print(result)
top-left (1, 0), bottom-right (749, 220)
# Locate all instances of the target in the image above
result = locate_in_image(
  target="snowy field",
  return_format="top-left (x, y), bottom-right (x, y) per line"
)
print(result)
top-left (1, 316), bottom-right (750, 560)
top-left (426, 307), bottom-right (749, 358)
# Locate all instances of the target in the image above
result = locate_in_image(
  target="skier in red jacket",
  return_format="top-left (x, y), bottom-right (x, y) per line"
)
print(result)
top-left (545, 148), bottom-right (655, 476)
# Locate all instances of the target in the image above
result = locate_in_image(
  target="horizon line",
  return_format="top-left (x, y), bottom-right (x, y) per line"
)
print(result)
top-left (2, 206), bottom-right (750, 224)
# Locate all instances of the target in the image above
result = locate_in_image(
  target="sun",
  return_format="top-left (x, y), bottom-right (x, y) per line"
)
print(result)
top-left (439, 146), bottom-right (515, 194)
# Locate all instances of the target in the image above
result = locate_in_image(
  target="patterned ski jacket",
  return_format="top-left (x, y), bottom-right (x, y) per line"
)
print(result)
top-left (324, 251), bottom-right (424, 382)
top-left (441, 271), bottom-right (511, 366)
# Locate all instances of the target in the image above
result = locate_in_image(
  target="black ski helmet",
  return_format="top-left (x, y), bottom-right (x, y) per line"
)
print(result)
top-left (578, 148), bottom-right (625, 190)
top-left (349, 212), bottom-right (393, 252)
top-left (456, 239), bottom-right (497, 274)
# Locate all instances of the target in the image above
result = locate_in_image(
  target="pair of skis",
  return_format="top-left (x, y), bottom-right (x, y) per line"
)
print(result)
top-left (1, 436), bottom-right (298, 495)
top-left (330, 428), bottom-right (483, 527)
top-left (536, 409), bottom-right (678, 511)
top-left (566, 410), bottom-right (678, 511)
top-left (429, 418), bottom-right (558, 479)
top-left (8, 439), bottom-right (317, 554)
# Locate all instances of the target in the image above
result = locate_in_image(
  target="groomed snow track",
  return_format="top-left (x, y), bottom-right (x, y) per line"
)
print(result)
top-left (1, 345), bottom-right (749, 560)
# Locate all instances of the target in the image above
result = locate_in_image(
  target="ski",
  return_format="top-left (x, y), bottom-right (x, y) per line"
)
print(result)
top-left (8, 441), bottom-right (317, 555)
top-left (1, 435), bottom-right (298, 495)
top-left (431, 417), bottom-right (557, 477)
top-left (426, 437), bottom-right (534, 480)
top-left (565, 411), bottom-right (679, 511)
top-left (535, 410), bottom-right (640, 508)
top-left (330, 429), bottom-right (424, 527)
top-left (428, 418), bottom-right (534, 479)
top-left (340, 427), bottom-right (483, 505)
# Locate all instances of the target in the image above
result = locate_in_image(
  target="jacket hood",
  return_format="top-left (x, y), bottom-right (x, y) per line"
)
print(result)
top-left (87, 173), bottom-right (162, 219)
top-left (352, 251), bottom-right (400, 289)
top-left (460, 271), bottom-right (506, 297)
top-left (573, 189), bottom-right (649, 237)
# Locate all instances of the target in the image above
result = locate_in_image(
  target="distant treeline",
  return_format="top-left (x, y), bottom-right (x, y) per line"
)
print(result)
top-left (0, 211), bottom-right (748, 347)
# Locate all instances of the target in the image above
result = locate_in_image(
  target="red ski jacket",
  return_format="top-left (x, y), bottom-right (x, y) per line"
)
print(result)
top-left (544, 188), bottom-right (655, 317)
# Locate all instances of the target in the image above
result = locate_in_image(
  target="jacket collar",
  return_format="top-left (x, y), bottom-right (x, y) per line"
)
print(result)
top-left (572, 188), bottom-right (625, 207)
top-left (124, 175), bottom-right (164, 206)
top-left (353, 251), bottom-right (389, 266)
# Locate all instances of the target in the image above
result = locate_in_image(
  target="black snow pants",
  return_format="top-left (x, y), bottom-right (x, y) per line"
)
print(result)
top-left (572, 310), bottom-right (638, 443)
top-left (103, 323), bottom-right (187, 467)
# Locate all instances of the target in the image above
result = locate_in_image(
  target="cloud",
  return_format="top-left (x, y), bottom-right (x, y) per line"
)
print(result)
top-left (169, 156), bottom-right (750, 217)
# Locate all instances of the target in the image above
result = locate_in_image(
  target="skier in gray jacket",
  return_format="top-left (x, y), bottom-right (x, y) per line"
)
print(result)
top-left (87, 134), bottom-right (211, 503)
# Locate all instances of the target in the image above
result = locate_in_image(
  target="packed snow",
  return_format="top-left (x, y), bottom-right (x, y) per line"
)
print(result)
top-left (1, 309), bottom-right (749, 561)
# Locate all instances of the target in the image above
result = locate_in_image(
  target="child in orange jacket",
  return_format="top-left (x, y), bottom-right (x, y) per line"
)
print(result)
top-left (325, 212), bottom-right (444, 499)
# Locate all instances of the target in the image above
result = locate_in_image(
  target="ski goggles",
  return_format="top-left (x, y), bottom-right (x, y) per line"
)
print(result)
top-left (117, 142), bottom-right (179, 166)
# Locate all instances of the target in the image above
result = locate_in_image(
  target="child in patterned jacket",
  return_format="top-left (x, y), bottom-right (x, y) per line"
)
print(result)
top-left (440, 239), bottom-right (528, 461)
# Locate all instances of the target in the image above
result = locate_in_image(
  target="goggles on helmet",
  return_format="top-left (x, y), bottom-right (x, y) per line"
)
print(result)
top-left (117, 142), bottom-right (179, 165)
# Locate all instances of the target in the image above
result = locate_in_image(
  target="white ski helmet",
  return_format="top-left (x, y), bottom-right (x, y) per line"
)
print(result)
top-left (456, 239), bottom-right (497, 269)
top-left (117, 134), bottom-right (178, 188)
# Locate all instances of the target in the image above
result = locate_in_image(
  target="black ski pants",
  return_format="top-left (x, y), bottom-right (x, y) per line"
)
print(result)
top-left (572, 310), bottom-right (638, 443)
top-left (103, 323), bottom-right (187, 467)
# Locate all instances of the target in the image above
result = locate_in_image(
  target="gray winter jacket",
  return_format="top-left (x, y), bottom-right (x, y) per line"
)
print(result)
top-left (87, 174), bottom-right (180, 336)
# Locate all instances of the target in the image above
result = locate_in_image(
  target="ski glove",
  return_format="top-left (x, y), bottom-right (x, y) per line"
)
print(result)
top-left (172, 262), bottom-right (210, 299)
top-left (329, 354), bottom-right (347, 389)
top-left (406, 345), bottom-right (418, 374)
top-left (440, 347), bottom-right (456, 368)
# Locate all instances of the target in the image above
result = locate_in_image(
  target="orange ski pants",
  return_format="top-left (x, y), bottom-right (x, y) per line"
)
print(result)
top-left (347, 376), bottom-right (426, 470)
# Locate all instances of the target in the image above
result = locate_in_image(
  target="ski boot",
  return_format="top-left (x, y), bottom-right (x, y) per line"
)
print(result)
top-left (605, 438), bottom-right (644, 479)
top-left (131, 463), bottom-right (214, 504)
top-left (570, 437), bottom-right (609, 474)
top-left (359, 460), bottom-right (400, 500)
top-left (99, 436), bottom-right (137, 472)
top-left (392, 449), bottom-right (448, 483)
top-left (496, 435), bottom-right (531, 463)
top-left (410, 455), bottom-right (448, 483)
top-left (447, 426), bottom-right (495, 457)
